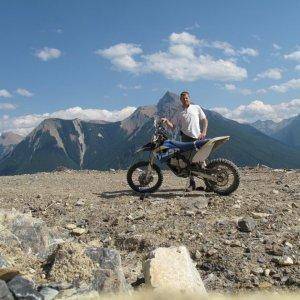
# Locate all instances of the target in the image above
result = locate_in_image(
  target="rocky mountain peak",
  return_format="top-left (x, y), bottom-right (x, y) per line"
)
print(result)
top-left (0, 132), bottom-right (23, 146)
top-left (156, 91), bottom-right (181, 118)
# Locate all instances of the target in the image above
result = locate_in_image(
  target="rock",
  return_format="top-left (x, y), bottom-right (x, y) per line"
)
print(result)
top-left (279, 256), bottom-right (294, 266)
top-left (272, 189), bottom-right (279, 195)
top-left (109, 168), bottom-right (116, 173)
top-left (251, 267), bottom-right (264, 275)
top-left (237, 217), bottom-right (256, 232)
top-left (75, 198), bottom-right (85, 206)
top-left (143, 246), bottom-right (207, 294)
top-left (71, 228), bottom-right (87, 236)
top-left (85, 247), bottom-right (128, 293)
top-left (265, 244), bottom-right (283, 256)
top-left (259, 281), bottom-right (272, 289)
top-left (127, 211), bottom-right (145, 221)
top-left (0, 209), bottom-right (67, 261)
top-left (0, 256), bottom-right (9, 268)
top-left (7, 276), bottom-right (44, 300)
top-left (39, 287), bottom-right (59, 300)
top-left (0, 280), bottom-right (14, 300)
top-left (0, 268), bottom-right (20, 281)
top-left (252, 212), bottom-right (270, 219)
top-left (185, 210), bottom-right (195, 217)
top-left (284, 242), bottom-right (293, 249)
top-left (264, 269), bottom-right (271, 276)
top-left (65, 224), bottom-right (77, 230)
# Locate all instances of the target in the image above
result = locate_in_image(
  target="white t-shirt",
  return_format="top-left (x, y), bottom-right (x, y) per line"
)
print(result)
top-left (173, 104), bottom-right (206, 139)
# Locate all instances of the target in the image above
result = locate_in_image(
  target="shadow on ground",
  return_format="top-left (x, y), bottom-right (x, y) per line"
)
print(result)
top-left (97, 188), bottom-right (208, 200)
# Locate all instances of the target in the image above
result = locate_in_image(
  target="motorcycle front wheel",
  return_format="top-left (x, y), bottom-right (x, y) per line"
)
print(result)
top-left (127, 161), bottom-right (163, 193)
top-left (204, 158), bottom-right (240, 196)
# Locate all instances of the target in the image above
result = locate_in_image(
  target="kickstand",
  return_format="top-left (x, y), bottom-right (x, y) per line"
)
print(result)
top-left (139, 193), bottom-right (149, 200)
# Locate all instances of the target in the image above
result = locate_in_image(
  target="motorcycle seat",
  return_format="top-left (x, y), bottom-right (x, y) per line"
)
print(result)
top-left (167, 139), bottom-right (209, 152)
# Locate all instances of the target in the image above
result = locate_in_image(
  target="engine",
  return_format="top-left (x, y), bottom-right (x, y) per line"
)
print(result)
top-left (167, 154), bottom-right (189, 177)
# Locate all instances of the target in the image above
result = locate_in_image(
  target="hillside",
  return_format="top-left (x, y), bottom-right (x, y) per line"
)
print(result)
top-left (251, 115), bottom-right (300, 149)
top-left (0, 168), bottom-right (298, 294)
top-left (0, 92), bottom-right (300, 175)
top-left (272, 115), bottom-right (300, 149)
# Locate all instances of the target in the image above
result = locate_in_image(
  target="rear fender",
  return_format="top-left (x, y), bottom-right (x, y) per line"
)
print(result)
top-left (192, 136), bottom-right (230, 163)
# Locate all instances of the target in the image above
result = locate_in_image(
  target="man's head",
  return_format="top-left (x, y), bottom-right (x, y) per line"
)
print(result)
top-left (180, 91), bottom-right (191, 108)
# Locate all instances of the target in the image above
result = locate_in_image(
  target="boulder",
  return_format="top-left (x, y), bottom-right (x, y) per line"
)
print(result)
top-left (143, 246), bottom-right (207, 294)
top-left (0, 279), bottom-right (14, 300)
top-left (0, 255), bottom-right (9, 268)
top-left (7, 276), bottom-right (44, 300)
top-left (85, 247), bottom-right (128, 293)
top-left (39, 287), bottom-right (59, 300)
top-left (0, 209), bottom-right (67, 261)
top-left (237, 217), bottom-right (256, 232)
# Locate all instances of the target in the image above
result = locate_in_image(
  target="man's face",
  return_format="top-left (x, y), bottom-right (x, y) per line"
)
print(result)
top-left (180, 93), bottom-right (190, 108)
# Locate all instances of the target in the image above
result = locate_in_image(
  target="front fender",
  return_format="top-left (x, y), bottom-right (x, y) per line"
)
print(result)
top-left (135, 142), bottom-right (156, 153)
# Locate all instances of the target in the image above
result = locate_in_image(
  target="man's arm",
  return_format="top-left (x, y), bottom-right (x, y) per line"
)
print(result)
top-left (199, 118), bottom-right (208, 140)
top-left (161, 117), bottom-right (175, 130)
top-left (197, 106), bottom-right (208, 140)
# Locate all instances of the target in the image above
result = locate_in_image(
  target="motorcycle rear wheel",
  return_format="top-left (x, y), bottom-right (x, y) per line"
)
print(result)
top-left (127, 161), bottom-right (163, 193)
top-left (204, 158), bottom-right (240, 196)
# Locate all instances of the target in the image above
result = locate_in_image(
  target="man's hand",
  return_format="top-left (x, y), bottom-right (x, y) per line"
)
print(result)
top-left (198, 132), bottom-right (206, 140)
top-left (161, 117), bottom-right (174, 130)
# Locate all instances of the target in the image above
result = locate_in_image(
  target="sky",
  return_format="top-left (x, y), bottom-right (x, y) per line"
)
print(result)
top-left (1, 0), bottom-right (300, 134)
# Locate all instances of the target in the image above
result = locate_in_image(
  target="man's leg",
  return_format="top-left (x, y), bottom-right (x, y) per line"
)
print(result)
top-left (180, 131), bottom-right (197, 191)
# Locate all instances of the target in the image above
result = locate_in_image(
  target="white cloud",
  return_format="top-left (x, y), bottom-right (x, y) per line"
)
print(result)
top-left (0, 103), bottom-right (16, 110)
top-left (255, 68), bottom-right (282, 80)
top-left (0, 89), bottom-right (12, 98)
top-left (222, 84), bottom-right (251, 95)
top-left (273, 43), bottom-right (281, 50)
top-left (117, 84), bottom-right (141, 90)
top-left (95, 43), bottom-right (142, 72)
top-left (238, 47), bottom-right (259, 57)
top-left (0, 106), bottom-right (136, 135)
top-left (35, 47), bottom-right (62, 61)
top-left (224, 84), bottom-right (236, 91)
top-left (211, 41), bottom-right (236, 56)
top-left (269, 78), bottom-right (300, 93)
top-left (145, 52), bottom-right (247, 81)
top-left (213, 99), bottom-right (300, 123)
top-left (184, 22), bottom-right (200, 31)
top-left (256, 88), bottom-right (267, 94)
top-left (169, 32), bottom-right (200, 45)
top-left (210, 42), bottom-right (258, 57)
top-left (16, 88), bottom-right (34, 97)
top-left (97, 32), bottom-right (248, 82)
top-left (284, 50), bottom-right (300, 62)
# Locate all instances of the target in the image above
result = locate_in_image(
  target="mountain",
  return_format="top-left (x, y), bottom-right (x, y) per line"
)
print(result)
top-left (251, 115), bottom-right (300, 149)
top-left (1, 91), bottom-right (300, 175)
top-left (0, 132), bottom-right (23, 158)
top-left (272, 115), bottom-right (300, 149)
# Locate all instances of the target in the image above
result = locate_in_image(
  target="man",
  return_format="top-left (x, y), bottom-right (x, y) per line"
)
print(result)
top-left (161, 91), bottom-right (208, 191)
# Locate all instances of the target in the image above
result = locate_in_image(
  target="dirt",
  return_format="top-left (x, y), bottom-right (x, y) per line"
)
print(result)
top-left (0, 167), bottom-right (299, 292)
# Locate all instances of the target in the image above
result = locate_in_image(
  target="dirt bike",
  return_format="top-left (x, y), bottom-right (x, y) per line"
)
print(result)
top-left (127, 119), bottom-right (240, 195)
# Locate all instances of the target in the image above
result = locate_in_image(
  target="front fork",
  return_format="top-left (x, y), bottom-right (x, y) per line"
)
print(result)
top-left (146, 152), bottom-right (155, 178)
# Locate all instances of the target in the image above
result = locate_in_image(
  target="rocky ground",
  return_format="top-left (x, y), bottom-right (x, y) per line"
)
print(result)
top-left (0, 166), bottom-right (299, 296)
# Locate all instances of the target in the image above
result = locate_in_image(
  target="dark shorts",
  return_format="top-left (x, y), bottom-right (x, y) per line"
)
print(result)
top-left (180, 131), bottom-right (198, 142)
top-left (180, 131), bottom-right (197, 160)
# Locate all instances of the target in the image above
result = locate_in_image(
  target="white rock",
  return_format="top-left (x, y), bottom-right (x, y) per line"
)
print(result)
top-left (143, 246), bottom-right (206, 294)
top-left (280, 256), bottom-right (293, 266)
top-left (75, 198), bottom-right (85, 206)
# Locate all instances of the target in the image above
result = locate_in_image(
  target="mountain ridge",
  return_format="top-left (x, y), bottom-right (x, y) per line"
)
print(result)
top-left (0, 91), bottom-right (300, 175)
